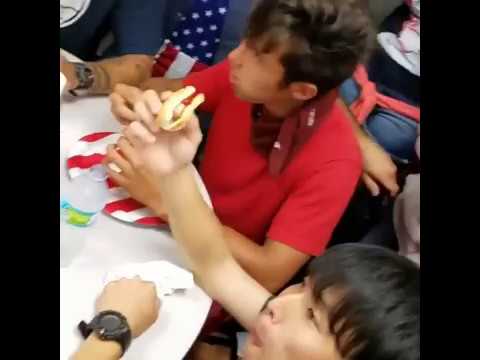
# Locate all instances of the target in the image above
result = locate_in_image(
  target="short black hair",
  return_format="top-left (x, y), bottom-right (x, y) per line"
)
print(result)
top-left (246, 0), bottom-right (374, 95)
top-left (308, 244), bottom-right (420, 360)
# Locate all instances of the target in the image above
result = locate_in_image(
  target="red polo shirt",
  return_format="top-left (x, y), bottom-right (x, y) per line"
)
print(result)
top-left (184, 61), bottom-right (361, 256)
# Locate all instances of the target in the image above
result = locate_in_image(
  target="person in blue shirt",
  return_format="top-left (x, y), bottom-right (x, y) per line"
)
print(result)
top-left (60, 0), bottom-right (179, 60)
top-left (60, 0), bottom-right (253, 92)
top-left (61, 0), bottom-right (252, 62)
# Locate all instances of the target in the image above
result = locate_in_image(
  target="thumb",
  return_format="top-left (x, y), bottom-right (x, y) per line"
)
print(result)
top-left (362, 173), bottom-right (380, 197)
top-left (182, 115), bottom-right (203, 147)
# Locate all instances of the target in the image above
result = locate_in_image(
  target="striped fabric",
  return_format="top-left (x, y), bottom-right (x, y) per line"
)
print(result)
top-left (152, 40), bottom-right (209, 79)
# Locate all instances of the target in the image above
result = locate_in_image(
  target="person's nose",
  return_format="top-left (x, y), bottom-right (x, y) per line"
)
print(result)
top-left (279, 283), bottom-right (304, 296)
top-left (228, 41), bottom-right (246, 67)
top-left (266, 291), bottom-right (304, 325)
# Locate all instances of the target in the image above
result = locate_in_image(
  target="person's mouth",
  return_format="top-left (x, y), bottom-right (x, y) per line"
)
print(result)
top-left (229, 72), bottom-right (238, 84)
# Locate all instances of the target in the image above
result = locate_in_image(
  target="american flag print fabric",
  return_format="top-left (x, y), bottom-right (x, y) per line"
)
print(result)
top-left (166, 0), bottom-right (230, 65)
top-left (152, 41), bottom-right (209, 79)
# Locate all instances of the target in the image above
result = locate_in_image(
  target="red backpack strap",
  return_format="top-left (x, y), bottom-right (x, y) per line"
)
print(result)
top-left (349, 65), bottom-right (378, 124)
top-left (376, 93), bottom-right (420, 123)
top-left (348, 64), bottom-right (420, 124)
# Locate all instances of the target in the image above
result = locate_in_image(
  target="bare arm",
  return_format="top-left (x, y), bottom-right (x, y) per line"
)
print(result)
top-left (110, 81), bottom-right (185, 125)
top-left (72, 278), bottom-right (159, 360)
top-left (222, 227), bottom-right (311, 293)
top-left (72, 335), bottom-right (122, 360)
top-left (337, 98), bottom-right (399, 196)
top-left (139, 77), bottom-right (184, 94)
top-left (153, 167), bottom-right (271, 330)
top-left (61, 55), bottom-right (154, 95)
top-left (337, 98), bottom-right (371, 147)
top-left (106, 91), bottom-right (270, 329)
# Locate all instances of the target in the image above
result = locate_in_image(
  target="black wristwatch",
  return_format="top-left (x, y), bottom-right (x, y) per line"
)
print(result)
top-left (78, 310), bottom-right (132, 356)
top-left (70, 62), bottom-right (95, 93)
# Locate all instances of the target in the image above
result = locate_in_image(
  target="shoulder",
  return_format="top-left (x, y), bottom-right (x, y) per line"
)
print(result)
top-left (301, 101), bottom-right (362, 170)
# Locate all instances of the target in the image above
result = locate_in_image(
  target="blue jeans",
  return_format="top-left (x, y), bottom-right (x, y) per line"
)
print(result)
top-left (339, 79), bottom-right (418, 163)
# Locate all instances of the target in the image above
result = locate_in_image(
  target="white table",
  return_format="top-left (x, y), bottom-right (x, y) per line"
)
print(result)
top-left (60, 95), bottom-right (212, 360)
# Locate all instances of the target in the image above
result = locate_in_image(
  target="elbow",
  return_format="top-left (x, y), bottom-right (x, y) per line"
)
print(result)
top-left (257, 273), bottom-right (289, 294)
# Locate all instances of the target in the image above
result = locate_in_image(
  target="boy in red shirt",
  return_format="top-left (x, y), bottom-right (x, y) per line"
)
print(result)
top-left (108, 0), bottom-right (372, 349)
top-left (109, 0), bottom-right (371, 292)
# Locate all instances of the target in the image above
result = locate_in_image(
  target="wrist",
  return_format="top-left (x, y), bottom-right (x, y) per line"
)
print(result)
top-left (158, 166), bottom-right (191, 185)
top-left (357, 132), bottom-right (376, 153)
top-left (74, 333), bottom-right (122, 360)
top-left (150, 200), bottom-right (168, 220)
top-left (61, 62), bottom-right (79, 90)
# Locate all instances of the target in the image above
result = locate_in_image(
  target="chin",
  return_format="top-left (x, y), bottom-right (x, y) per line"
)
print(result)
top-left (232, 87), bottom-right (247, 101)
top-left (234, 90), bottom-right (262, 104)
top-left (243, 337), bottom-right (263, 360)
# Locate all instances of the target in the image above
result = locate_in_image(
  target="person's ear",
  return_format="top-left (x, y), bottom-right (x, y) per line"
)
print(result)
top-left (289, 82), bottom-right (318, 101)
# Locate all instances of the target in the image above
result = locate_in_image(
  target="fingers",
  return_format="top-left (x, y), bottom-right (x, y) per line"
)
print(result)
top-left (362, 173), bottom-right (380, 197)
top-left (384, 178), bottom-right (400, 197)
top-left (105, 163), bottom-right (128, 186)
top-left (116, 137), bottom-right (144, 169)
top-left (160, 91), bottom-right (174, 102)
top-left (182, 114), bottom-right (203, 147)
top-left (110, 92), bottom-right (137, 124)
top-left (114, 83), bottom-right (144, 102)
top-left (107, 162), bottom-right (122, 174)
top-left (144, 90), bottom-right (163, 114)
top-left (134, 100), bottom-right (156, 132)
top-left (129, 87), bottom-right (203, 133)
top-left (123, 121), bottom-right (156, 148)
top-left (373, 168), bottom-right (399, 197)
top-left (362, 172), bottom-right (400, 197)
top-left (134, 90), bottom-right (163, 132)
top-left (105, 144), bottom-right (133, 176)
top-left (110, 84), bottom-right (144, 124)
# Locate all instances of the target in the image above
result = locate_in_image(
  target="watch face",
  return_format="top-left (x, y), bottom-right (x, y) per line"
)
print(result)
top-left (74, 63), bottom-right (94, 90)
top-left (99, 314), bottom-right (123, 332)
top-left (90, 311), bottom-right (132, 355)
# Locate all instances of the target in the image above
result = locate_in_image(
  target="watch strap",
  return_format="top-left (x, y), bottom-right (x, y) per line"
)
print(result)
top-left (72, 62), bottom-right (95, 91)
top-left (78, 310), bottom-right (132, 357)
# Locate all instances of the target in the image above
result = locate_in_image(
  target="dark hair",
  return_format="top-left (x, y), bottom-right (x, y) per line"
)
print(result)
top-left (246, 0), bottom-right (374, 95)
top-left (308, 244), bottom-right (419, 360)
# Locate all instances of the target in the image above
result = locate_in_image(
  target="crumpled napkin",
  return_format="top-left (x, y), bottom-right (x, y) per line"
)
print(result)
top-left (103, 261), bottom-right (194, 298)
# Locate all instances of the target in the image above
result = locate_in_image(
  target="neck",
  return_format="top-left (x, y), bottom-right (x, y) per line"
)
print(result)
top-left (263, 97), bottom-right (305, 118)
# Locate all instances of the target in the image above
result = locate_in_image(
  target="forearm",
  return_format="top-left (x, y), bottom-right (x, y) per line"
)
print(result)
top-left (152, 171), bottom-right (289, 293)
top-left (139, 77), bottom-right (184, 95)
top-left (153, 167), bottom-right (232, 292)
top-left (221, 227), bottom-right (298, 293)
top-left (337, 98), bottom-right (371, 150)
top-left (154, 170), bottom-right (272, 326)
top-left (87, 55), bottom-right (154, 94)
top-left (63, 55), bottom-right (154, 95)
top-left (72, 334), bottom-right (122, 360)
top-left (222, 227), bottom-right (269, 282)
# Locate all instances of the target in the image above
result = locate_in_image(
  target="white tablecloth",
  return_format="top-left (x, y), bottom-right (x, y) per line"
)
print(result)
top-left (60, 95), bottom-right (212, 360)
